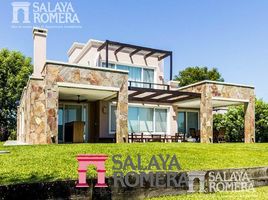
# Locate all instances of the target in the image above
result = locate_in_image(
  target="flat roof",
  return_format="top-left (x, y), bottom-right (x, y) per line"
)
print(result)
top-left (43, 60), bottom-right (129, 74)
top-left (178, 80), bottom-right (255, 90)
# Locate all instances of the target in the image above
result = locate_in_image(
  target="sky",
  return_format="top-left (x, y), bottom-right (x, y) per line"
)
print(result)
top-left (0, 0), bottom-right (268, 101)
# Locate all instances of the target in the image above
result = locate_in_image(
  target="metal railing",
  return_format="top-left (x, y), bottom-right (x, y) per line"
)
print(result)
top-left (128, 81), bottom-right (170, 90)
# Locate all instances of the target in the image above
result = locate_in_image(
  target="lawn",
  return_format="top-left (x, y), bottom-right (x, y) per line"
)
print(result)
top-left (147, 186), bottom-right (268, 200)
top-left (0, 142), bottom-right (268, 185)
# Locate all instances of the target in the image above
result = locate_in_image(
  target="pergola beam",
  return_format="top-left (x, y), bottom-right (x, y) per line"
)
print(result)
top-left (144, 51), bottom-right (155, 59)
top-left (114, 46), bottom-right (125, 55)
top-left (158, 53), bottom-right (170, 61)
top-left (142, 91), bottom-right (166, 101)
top-left (97, 41), bottom-right (107, 51)
top-left (130, 48), bottom-right (142, 57)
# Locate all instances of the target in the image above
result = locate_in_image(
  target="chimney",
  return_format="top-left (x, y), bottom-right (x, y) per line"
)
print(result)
top-left (32, 27), bottom-right (48, 78)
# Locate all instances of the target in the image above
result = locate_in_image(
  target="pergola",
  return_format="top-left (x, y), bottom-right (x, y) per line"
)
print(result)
top-left (128, 84), bottom-right (201, 103)
top-left (97, 40), bottom-right (173, 80)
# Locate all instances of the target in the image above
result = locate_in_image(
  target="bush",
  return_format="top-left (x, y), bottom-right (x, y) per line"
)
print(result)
top-left (213, 99), bottom-right (268, 142)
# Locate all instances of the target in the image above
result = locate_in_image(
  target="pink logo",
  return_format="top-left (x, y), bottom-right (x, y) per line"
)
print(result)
top-left (76, 154), bottom-right (108, 188)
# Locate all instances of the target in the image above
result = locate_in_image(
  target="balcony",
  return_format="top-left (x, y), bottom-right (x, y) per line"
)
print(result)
top-left (128, 80), bottom-right (170, 90)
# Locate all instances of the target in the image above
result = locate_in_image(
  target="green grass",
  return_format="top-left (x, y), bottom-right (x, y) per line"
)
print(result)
top-left (0, 142), bottom-right (268, 185)
top-left (147, 186), bottom-right (268, 200)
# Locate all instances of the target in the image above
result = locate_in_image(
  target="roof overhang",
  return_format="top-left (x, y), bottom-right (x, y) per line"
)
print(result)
top-left (128, 86), bottom-right (200, 103)
top-left (58, 82), bottom-right (118, 102)
top-left (174, 96), bottom-right (249, 108)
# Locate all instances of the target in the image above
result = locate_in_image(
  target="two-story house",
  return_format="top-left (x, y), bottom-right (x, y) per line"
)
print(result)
top-left (16, 28), bottom-right (255, 144)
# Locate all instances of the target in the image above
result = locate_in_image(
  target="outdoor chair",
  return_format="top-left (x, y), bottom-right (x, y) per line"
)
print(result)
top-left (171, 133), bottom-right (182, 142)
top-left (218, 129), bottom-right (226, 143)
top-left (213, 130), bottom-right (219, 143)
top-left (196, 130), bottom-right (200, 142)
top-left (189, 128), bottom-right (196, 138)
top-left (163, 134), bottom-right (172, 143)
top-left (129, 132), bottom-right (144, 143)
top-left (151, 134), bottom-right (162, 142)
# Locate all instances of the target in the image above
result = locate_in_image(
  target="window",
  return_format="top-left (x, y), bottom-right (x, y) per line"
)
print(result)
top-left (136, 107), bottom-right (154, 132)
top-left (101, 62), bottom-right (116, 69)
top-left (110, 105), bottom-right (117, 132)
top-left (65, 105), bottom-right (82, 123)
top-left (177, 112), bottom-right (186, 133)
top-left (110, 105), bottom-right (168, 134)
top-left (101, 62), bottom-right (154, 86)
top-left (155, 109), bottom-right (167, 132)
top-left (117, 65), bottom-right (142, 87)
top-left (177, 111), bottom-right (199, 134)
top-left (128, 107), bottom-right (139, 133)
top-left (187, 112), bottom-right (198, 133)
top-left (143, 68), bottom-right (154, 88)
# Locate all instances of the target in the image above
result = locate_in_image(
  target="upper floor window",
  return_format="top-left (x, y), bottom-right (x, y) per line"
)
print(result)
top-left (101, 62), bottom-right (154, 86)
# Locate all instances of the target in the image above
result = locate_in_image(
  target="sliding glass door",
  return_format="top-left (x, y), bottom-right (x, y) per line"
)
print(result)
top-left (110, 105), bottom-right (168, 134)
top-left (177, 112), bottom-right (186, 133)
top-left (177, 111), bottom-right (199, 135)
top-left (58, 103), bottom-right (88, 143)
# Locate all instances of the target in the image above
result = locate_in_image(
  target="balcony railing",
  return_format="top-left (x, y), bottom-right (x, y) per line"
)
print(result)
top-left (128, 81), bottom-right (170, 90)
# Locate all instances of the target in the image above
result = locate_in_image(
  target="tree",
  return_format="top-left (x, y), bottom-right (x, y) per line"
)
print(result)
top-left (213, 99), bottom-right (268, 142)
top-left (255, 99), bottom-right (268, 142)
top-left (174, 66), bottom-right (224, 87)
top-left (0, 49), bottom-right (32, 141)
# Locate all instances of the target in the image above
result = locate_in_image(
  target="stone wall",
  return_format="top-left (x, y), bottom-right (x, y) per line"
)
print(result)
top-left (179, 81), bottom-right (255, 143)
top-left (17, 62), bottom-right (129, 144)
top-left (17, 77), bottom-right (48, 144)
top-left (44, 62), bottom-right (129, 144)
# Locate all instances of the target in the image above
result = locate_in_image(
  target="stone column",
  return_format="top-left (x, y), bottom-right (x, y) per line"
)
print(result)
top-left (46, 85), bottom-right (59, 144)
top-left (244, 96), bottom-right (255, 143)
top-left (45, 65), bottom-right (60, 144)
top-left (116, 80), bottom-right (128, 143)
top-left (200, 85), bottom-right (213, 143)
top-left (16, 107), bottom-right (21, 141)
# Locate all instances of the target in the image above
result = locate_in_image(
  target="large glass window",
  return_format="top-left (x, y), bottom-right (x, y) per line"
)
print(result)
top-left (155, 109), bottom-right (167, 132)
top-left (117, 65), bottom-right (142, 87)
top-left (139, 107), bottom-right (154, 132)
top-left (128, 107), bottom-right (139, 133)
top-left (143, 68), bottom-right (154, 88)
top-left (101, 62), bottom-right (154, 86)
top-left (110, 105), bottom-right (167, 133)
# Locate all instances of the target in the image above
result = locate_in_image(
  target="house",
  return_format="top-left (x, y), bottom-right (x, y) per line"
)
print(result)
top-left (16, 28), bottom-right (255, 144)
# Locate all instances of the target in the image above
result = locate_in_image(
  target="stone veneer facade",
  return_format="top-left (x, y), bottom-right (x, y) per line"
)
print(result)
top-left (179, 81), bottom-right (255, 143)
top-left (17, 62), bottom-right (128, 144)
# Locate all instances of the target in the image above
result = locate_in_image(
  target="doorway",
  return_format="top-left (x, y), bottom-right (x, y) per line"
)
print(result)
top-left (58, 103), bottom-right (88, 143)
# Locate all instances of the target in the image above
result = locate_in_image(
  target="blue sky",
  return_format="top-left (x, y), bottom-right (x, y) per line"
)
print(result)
top-left (0, 0), bottom-right (268, 101)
